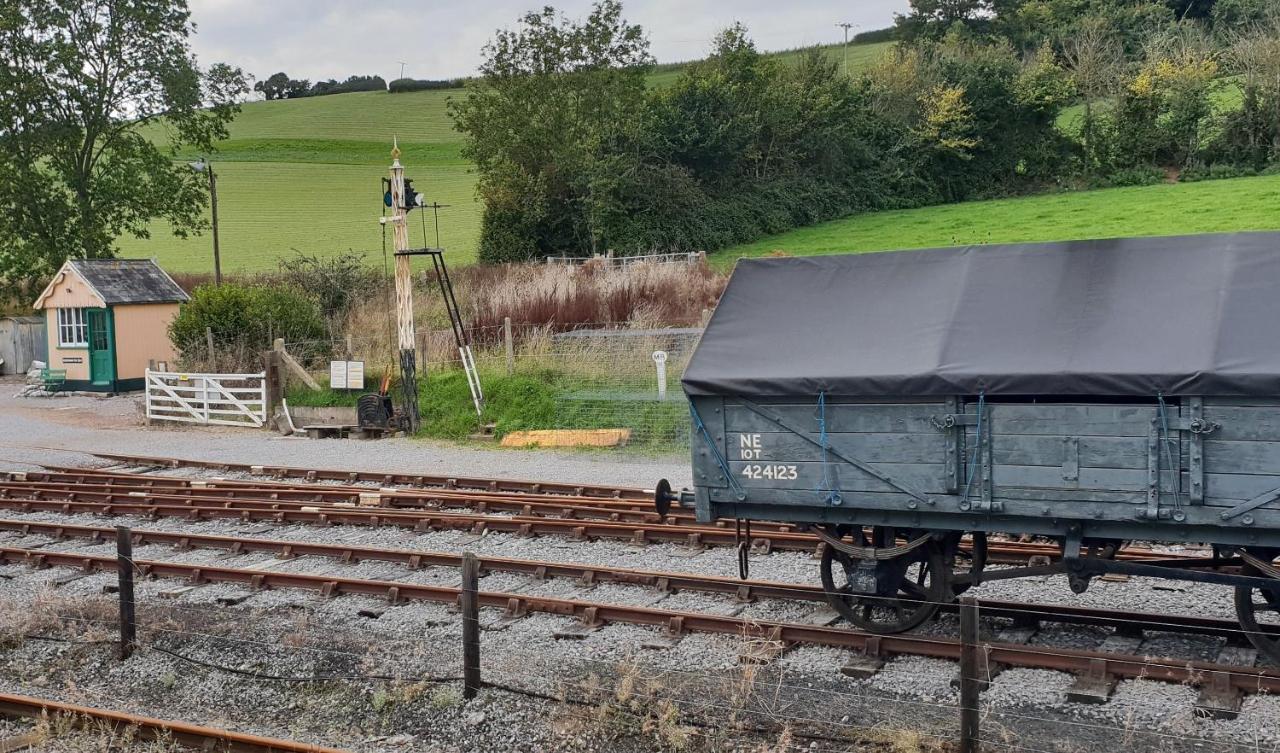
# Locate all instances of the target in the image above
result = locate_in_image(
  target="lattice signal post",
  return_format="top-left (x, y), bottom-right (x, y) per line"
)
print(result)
top-left (381, 141), bottom-right (421, 433)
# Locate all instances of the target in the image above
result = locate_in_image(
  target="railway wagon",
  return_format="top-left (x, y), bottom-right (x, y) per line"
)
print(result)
top-left (659, 232), bottom-right (1280, 663)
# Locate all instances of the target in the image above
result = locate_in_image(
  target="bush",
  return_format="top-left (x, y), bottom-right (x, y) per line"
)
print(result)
top-left (1088, 166), bottom-right (1166, 188)
top-left (169, 283), bottom-right (327, 363)
top-left (389, 78), bottom-right (464, 93)
top-left (1179, 163), bottom-right (1259, 182)
top-left (277, 251), bottom-right (381, 324)
top-left (853, 27), bottom-right (896, 44)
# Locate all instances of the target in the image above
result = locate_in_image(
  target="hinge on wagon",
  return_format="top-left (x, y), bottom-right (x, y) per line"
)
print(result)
top-left (930, 414), bottom-right (981, 431)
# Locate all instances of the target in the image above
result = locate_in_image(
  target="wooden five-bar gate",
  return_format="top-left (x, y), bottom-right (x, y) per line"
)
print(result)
top-left (144, 369), bottom-right (268, 428)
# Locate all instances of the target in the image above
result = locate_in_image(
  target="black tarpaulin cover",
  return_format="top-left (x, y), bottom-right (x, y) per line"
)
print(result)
top-left (683, 232), bottom-right (1280, 398)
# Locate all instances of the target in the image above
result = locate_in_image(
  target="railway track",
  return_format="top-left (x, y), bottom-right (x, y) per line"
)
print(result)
top-left (1, 468), bottom-right (1194, 564)
top-left (0, 517), bottom-right (1262, 639)
top-left (0, 691), bottom-right (345, 752)
top-left (3, 539), bottom-right (1278, 706)
top-left (86, 451), bottom-right (652, 501)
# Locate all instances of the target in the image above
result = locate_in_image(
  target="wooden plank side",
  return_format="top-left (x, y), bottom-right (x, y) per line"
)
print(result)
top-left (986, 404), bottom-right (1158, 437)
top-left (726, 460), bottom-right (947, 494)
top-left (1202, 439), bottom-right (1280, 476)
top-left (1203, 472), bottom-right (1280, 504)
top-left (1201, 405), bottom-right (1280, 442)
top-left (987, 434), bottom-right (1152, 470)
top-left (996, 464), bottom-right (1178, 493)
top-left (724, 431), bottom-right (943, 464)
top-left (724, 402), bottom-right (947, 435)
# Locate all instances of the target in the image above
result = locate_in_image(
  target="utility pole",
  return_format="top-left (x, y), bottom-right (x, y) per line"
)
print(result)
top-left (189, 159), bottom-right (222, 285)
top-left (836, 22), bottom-right (857, 74)
top-left (385, 140), bottom-right (421, 433)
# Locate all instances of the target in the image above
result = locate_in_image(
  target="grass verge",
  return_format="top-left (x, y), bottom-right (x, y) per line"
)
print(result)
top-left (713, 173), bottom-right (1280, 267)
top-left (287, 367), bottom-right (688, 452)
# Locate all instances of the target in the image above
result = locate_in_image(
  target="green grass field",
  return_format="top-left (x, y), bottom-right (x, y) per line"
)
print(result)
top-left (715, 173), bottom-right (1280, 266)
top-left (118, 42), bottom-right (895, 273)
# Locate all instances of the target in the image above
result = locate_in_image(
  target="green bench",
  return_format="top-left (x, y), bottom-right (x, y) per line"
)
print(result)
top-left (40, 368), bottom-right (67, 392)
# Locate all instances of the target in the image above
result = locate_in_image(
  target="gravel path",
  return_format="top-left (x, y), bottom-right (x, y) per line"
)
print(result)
top-left (0, 380), bottom-right (690, 489)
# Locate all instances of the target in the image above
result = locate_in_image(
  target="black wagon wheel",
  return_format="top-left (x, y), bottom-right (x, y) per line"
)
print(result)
top-left (820, 526), bottom-right (947, 634)
top-left (1234, 555), bottom-right (1280, 666)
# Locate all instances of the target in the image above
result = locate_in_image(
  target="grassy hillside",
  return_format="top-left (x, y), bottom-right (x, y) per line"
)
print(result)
top-left (715, 173), bottom-right (1280, 266)
top-left (118, 42), bottom-right (895, 273)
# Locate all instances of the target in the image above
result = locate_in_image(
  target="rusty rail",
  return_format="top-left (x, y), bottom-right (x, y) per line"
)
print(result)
top-left (0, 691), bottom-right (347, 752)
top-left (5, 544), bottom-right (1278, 695)
top-left (0, 517), bottom-right (1255, 638)
top-left (86, 451), bottom-right (651, 501)
top-left (0, 472), bottom-right (1189, 563)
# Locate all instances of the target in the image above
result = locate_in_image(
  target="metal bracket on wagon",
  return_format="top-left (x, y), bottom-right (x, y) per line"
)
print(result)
top-left (813, 525), bottom-right (933, 561)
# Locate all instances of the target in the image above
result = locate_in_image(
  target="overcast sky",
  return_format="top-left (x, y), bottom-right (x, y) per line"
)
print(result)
top-left (187, 0), bottom-right (910, 84)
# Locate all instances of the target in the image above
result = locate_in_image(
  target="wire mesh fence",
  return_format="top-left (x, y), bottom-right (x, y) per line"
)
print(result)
top-left (283, 321), bottom-right (703, 452)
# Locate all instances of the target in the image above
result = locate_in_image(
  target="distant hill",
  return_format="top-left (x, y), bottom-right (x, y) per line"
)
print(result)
top-left (118, 41), bottom-right (895, 273)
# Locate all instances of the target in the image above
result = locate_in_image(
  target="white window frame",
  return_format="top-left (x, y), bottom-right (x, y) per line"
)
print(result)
top-left (57, 307), bottom-right (88, 348)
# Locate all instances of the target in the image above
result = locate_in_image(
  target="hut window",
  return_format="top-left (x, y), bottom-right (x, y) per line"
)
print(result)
top-left (57, 308), bottom-right (88, 347)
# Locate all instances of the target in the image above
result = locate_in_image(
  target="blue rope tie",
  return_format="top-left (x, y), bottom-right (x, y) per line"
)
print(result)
top-left (960, 391), bottom-right (985, 504)
top-left (1156, 392), bottom-right (1182, 513)
top-left (816, 392), bottom-right (842, 504)
top-left (689, 401), bottom-right (746, 500)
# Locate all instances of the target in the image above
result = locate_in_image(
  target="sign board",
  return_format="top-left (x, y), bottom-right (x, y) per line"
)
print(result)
top-left (329, 360), bottom-right (365, 391)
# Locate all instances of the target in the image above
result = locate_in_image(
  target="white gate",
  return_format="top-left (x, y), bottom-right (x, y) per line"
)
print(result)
top-left (145, 369), bottom-right (268, 428)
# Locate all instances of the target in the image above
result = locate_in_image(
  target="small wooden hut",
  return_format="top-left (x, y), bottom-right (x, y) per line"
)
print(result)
top-left (32, 259), bottom-right (189, 392)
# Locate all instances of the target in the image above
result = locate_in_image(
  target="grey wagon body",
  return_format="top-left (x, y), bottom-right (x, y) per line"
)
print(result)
top-left (682, 233), bottom-right (1280, 550)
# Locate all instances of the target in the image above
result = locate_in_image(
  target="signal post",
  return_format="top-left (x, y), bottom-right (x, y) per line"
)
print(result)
top-left (385, 141), bottom-right (421, 433)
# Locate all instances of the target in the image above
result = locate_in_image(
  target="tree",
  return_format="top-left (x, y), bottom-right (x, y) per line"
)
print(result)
top-left (1062, 17), bottom-right (1126, 171)
top-left (254, 72), bottom-right (292, 100)
top-left (449, 0), bottom-right (653, 261)
top-left (896, 0), bottom-right (991, 41)
top-left (0, 0), bottom-right (247, 290)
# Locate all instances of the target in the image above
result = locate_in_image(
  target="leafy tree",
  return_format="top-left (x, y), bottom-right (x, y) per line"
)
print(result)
top-left (254, 72), bottom-right (291, 100)
top-left (450, 0), bottom-right (653, 261)
top-left (0, 0), bottom-right (247, 291)
top-left (896, 0), bottom-right (992, 41)
top-left (1061, 17), bottom-right (1127, 172)
top-left (1219, 17), bottom-right (1280, 165)
top-left (1211, 0), bottom-right (1280, 27)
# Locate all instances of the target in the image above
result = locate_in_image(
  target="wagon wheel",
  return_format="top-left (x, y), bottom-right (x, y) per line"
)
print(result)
top-left (1234, 553), bottom-right (1280, 666)
top-left (820, 526), bottom-right (947, 634)
top-left (950, 532), bottom-right (988, 595)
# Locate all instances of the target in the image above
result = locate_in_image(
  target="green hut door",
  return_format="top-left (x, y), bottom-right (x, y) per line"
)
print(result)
top-left (86, 309), bottom-right (115, 386)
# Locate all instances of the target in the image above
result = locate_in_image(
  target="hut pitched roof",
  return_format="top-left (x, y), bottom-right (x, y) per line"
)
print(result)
top-left (34, 259), bottom-right (189, 310)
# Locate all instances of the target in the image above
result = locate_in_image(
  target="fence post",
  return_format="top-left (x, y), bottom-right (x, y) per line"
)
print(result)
top-left (653, 351), bottom-right (668, 399)
top-left (959, 596), bottom-right (981, 753)
top-left (205, 326), bottom-right (215, 364)
top-left (503, 318), bottom-right (514, 376)
top-left (116, 526), bottom-right (137, 660)
top-left (461, 551), bottom-right (481, 699)
top-left (262, 349), bottom-right (283, 418)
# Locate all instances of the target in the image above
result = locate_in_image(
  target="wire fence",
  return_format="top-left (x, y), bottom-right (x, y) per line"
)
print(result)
top-left (283, 322), bottom-right (704, 452)
top-left (7, 561), bottom-right (1280, 753)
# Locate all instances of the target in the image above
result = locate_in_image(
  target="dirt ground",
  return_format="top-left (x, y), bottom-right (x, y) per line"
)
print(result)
top-left (0, 377), bottom-right (689, 489)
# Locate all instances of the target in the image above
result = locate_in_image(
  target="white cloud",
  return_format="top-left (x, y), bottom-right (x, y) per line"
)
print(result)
top-left (186, 0), bottom-right (908, 82)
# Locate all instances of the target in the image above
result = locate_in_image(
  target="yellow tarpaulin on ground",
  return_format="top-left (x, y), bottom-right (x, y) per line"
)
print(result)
top-left (500, 429), bottom-right (631, 448)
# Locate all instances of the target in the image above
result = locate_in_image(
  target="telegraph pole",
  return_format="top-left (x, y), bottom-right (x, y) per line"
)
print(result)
top-left (189, 158), bottom-right (222, 285)
top-left (836, 22), bottom-right (857, 74)
top-left (385, 140), bottom-right (421, 433)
